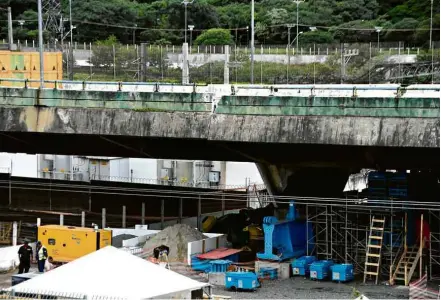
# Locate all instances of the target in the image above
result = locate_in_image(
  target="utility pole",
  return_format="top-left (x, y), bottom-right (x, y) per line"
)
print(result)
top-left (7, 7), bottom-right (13, 50)
top-left (38, 0), bottom-right (45, 88)
top-left (69, 0), bottom-right (74, 80)
top-left (429, 0), bottom-right (434, 50)
top-left (250, 0), bottom-right (255, 84)
top-left (182, 0), bottom-right (194, 43)
top-left (293, 0), bottom-right (304, 53)
top-left (286, 24), bottom-right (295, 84)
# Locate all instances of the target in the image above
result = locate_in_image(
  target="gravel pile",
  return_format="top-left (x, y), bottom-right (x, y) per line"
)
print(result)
top-left (143, 224), bottom-right (205, 262)
top-left (112, 234), bottom-right (137, 248)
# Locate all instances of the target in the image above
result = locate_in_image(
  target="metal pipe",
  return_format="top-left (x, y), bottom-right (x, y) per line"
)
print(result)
top-left (37, 0), bottom-right (44, 88)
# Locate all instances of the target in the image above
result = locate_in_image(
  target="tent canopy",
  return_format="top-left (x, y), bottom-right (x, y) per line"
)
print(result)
top-left (9, 246), bottom-right (208, 299)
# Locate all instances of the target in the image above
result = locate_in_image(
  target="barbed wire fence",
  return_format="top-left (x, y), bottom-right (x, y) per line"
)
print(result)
top-left (11, 39), bottom-right (438, 85)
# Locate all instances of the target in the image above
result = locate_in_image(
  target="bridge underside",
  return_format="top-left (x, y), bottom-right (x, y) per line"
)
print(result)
top-left (1, 132), bottom-right (438, 196)
top-left (0, 106), bottom-right (438, 196)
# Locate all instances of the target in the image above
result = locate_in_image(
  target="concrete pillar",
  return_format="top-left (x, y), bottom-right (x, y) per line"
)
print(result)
top-left (141, 202), bottom-right (145, 225)
top-left (81, 211), bottom-right (85, 227)
top-left (224, 45), bottom-right (230, 84)
top-left (102, 208), bottom-right (106, 229)
top-left (12, 221), bottom-right (17, 246)
top-left (122, 206), bottom-right (126, 228)
top-left (37, 218), bottom-right (41, 227)
top-left (59, 214), bottom-right (64, 226)
top-left (179, 198), bottom-right (183, 224)
top-left (197, 196), bottom-right (201, 231)
top-left (182, 43), bottom-right (189, 84)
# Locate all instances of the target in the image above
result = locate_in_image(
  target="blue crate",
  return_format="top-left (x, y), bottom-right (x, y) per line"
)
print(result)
top-left (258, 267), bottom-right (278, 280)
top-left (330, 264), bottom-right (354, 282)
top-left (292, 256), bottom-right (317, 276)
top-left (225, 272), bottom-right (260, 291)
top-left (209, 260), bottom-right (231, 273)
top-left (191, 255), bottom-right (211, 273)
top-left (310, 260), bottom-right (334, 280)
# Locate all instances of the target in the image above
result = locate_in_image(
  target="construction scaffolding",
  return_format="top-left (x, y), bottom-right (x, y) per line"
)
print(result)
top-left (295, 197), bottom-right (440, 285)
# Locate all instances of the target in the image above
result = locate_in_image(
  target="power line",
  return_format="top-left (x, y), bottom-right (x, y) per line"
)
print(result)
top-left (1, 19), bottom-right (439, 32)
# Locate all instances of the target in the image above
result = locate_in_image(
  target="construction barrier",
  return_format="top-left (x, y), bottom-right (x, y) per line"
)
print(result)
top-left (409, 274), bottom-right (440, 300)
top-left (0, 51), bottom-right (62, 88)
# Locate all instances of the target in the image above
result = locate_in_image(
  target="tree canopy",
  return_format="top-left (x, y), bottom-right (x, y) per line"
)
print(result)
top-left (0, 0), bottom-right (438, 45)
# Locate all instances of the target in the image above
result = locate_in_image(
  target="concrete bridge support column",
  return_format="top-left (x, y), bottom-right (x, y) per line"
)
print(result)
top-left (224, 45), bottom-right (230, 84)
top-left (257, 163), bottom-right (351, 198)
top-left (182, 43), bottom-right (189, 84)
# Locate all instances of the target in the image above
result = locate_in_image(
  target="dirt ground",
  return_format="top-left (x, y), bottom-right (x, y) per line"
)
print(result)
top-left (212, 277), bottom-right (412, 299)
top-left (0, 264), bottom-right (39, 290)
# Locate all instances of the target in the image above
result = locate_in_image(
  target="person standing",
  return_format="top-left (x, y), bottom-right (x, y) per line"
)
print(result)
top-left (17, 240), bottom-right (33, 274)
top-left (36, 241), bottom-right (48, 273)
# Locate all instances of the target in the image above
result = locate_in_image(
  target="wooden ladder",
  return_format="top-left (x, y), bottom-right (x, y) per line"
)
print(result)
top-left (363, 216), bottom-right (385, 284)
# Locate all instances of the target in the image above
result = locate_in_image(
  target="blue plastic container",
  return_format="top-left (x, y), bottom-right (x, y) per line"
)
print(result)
top-left (258, 267), bottom-right (278, 280)
top-left (191, 255), bottom-right (211, 273)
top-left (310, 260), bottom-right (334, 280)
top-left (209, 260), bottom-right (231, 273)
top-left (330, 264), bottom-right (354, 282)
top-left (292, 256), bottom-right (317, 276)
top-left (225, 272), bottom-right (260, 291)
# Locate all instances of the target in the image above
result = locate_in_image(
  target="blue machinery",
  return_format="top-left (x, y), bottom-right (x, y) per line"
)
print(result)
top-left (257, 201), bottom-right (314, 261)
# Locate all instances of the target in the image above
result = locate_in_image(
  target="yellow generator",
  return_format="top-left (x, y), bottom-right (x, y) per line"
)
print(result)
top-left (37, 225), bottom-right (112, 263)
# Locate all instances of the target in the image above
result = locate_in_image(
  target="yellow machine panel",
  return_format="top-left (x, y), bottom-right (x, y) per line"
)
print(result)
top-left (0, 51), bottom-right (62, 88)
top-left (38, 225), bottom-right (112, 263)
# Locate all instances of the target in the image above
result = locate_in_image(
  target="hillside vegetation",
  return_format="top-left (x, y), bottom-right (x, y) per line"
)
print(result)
top-left (0, 0), bottom-right (438, 46)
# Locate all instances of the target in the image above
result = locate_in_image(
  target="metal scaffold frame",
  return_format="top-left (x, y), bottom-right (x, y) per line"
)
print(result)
top-left (302, 198), bottom-right (438, 283)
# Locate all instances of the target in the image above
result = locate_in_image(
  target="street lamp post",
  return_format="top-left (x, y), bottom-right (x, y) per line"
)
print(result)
top-left (250, 0), bottom-right (255, 84)
top-left (287, 30), bottom-right (303, 84)
top-left (188, 25), bottom-right (194, 52)
top-left (293, 0), bottom-right (304, 53)
top-left (375, 27), bottom-right (382, 51)
top-left (286, 24), bottom-right (295, 84)
top-left (133, 24), bottom-right (137, 45)
top-left (18, 20), bottom-right (25, 29)
top-left (429, 0), bottom-right (433, 49)
top-left (182, 0), bottom-right (194, 44)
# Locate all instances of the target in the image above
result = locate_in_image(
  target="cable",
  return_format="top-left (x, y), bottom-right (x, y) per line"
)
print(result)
top-left (0, 179), bottom-right (439, 210)
top-left (0, 19), bottom-right (439, 32)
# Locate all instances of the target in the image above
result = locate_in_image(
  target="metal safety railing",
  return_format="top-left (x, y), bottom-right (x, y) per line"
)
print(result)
top-left (0, 78), bottom-right (439, 93)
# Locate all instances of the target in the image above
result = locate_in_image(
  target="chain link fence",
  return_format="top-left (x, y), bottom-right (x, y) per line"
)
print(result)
top-left (8, 39), bottom-right (439, 84)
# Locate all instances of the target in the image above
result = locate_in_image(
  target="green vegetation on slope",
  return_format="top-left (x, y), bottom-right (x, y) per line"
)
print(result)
top-left (1, 0), bottom-right (438, 46)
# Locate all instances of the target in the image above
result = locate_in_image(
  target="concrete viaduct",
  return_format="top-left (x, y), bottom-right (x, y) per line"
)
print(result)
top-left (0, 81), bottom-right (439, 196)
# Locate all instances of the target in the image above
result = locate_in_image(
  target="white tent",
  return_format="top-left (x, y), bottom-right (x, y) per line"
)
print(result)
top-left (8, 246), bottom-right (209, 299)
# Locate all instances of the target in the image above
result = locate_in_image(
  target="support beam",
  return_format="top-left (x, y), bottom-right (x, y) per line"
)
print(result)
top-left (102, 208), bottom-right (106, 229)
top-left (122, 205), bottom-right (126, 228)
top-left (81, 211), bottom-right (85, 227)
top-left (141, 202), bottom-right (145, 225)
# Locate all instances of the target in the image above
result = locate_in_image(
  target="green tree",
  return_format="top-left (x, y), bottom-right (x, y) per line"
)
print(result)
top-left (299, 31), bottom-right (334, 44)
top-left (194, 28), bottom-right (233, 45)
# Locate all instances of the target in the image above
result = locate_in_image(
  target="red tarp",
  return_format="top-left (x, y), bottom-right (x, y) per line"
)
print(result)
top-left (196, 248), bottom-right (242, 260)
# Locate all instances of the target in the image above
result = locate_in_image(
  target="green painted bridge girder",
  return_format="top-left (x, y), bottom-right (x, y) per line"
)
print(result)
top-left (0, 88), bottom-right (211, 112)
top-left (0, 87), bottom-right (439, 118)
top-left (216, 96), bottom-right (440, 118)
